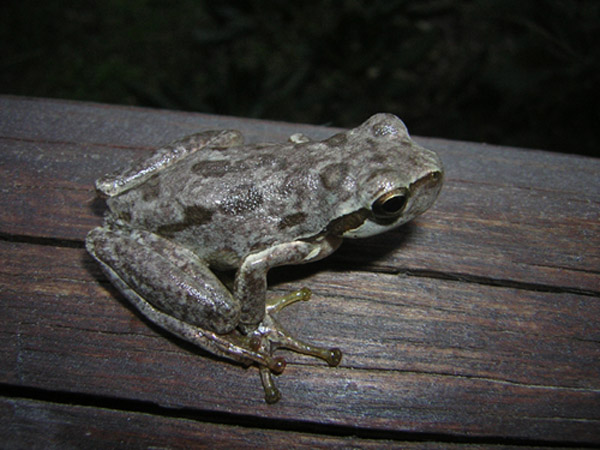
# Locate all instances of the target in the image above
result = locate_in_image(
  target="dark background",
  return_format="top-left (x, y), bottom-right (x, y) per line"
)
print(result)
top-left (2, 0), bottom-right (599, 156)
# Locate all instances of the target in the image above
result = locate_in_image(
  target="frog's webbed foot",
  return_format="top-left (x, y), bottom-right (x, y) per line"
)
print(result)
top-left (264, 288), bottom-right (342, 366)
top-left (247, 287), bottom-right (342, 403)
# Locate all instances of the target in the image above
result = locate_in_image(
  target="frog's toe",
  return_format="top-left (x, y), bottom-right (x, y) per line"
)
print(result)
top-left (259, 366), bottom-right (282, 404)
top-left (258, 314), bottom-right (344, 367)
top-left (325, 348), bottom-right (342, 367)
top-left (270, 356), bottom-right (287, 374)
top-left (264, 386), bottom-right (281, 404)
top-left (244, 334), bottom-right (287, 373)
top-left (266, 287), bottom-right (312, 313)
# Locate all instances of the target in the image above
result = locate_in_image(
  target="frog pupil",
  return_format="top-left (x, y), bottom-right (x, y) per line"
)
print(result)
top-left (381, 195), bottom-right (406, 214)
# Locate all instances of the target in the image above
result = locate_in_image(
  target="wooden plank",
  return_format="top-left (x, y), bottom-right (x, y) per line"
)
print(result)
top-left (1, 240), bottom-right (599, 444)
top-left (1, 96), bottom-right (599, 446)
top-left (1, 96), bottom-right (598, 294)
top-left (2, 397), bottom-right (568, 449)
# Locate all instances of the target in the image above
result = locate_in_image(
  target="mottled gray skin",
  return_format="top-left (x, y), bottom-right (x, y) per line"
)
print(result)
top-left (86, 113), bottom-right (443, 403)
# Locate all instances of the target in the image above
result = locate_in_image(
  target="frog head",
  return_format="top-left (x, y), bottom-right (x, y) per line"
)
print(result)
top-left (341, 114), bottom-right (443, 238)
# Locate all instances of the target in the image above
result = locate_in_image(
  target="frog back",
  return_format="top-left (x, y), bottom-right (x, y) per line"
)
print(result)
top-left (106, 139), bottom-right (355, 269)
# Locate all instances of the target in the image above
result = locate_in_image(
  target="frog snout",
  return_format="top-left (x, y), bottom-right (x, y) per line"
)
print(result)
top-left (417, 169), bottom-right (443, 191)
top-left (408, 169), bottom-right (443, 215)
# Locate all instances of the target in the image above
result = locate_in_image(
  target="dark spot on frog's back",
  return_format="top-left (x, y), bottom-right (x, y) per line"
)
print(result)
top-left (185, 204), bottom-right (213, 224)
top-left (278, 212), bottom-right (307, 230)
top-left (325, 133), bottom-right (347, 147)
top-left (191, 160), bottom-right (232, 177)
top-left (368, 154), bottom-right (387, 165)
top-left (157, 205), bottom-right (213, 236)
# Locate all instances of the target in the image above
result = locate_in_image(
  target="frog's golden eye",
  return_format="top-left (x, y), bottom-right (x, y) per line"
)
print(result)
top-left (372, 188), bottom-right (408, 220)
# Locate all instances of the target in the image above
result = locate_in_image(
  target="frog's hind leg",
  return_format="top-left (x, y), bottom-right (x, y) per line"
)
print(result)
top-left (87, 227), bottom-right (242, 334)
top-left (85, 227), bottom-right (286, 375)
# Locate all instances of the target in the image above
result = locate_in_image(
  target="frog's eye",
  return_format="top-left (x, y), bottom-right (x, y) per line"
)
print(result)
top-left (372, 188), bottom-right (408, 220)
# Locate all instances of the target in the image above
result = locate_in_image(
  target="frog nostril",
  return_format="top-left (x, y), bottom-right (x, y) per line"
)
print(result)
top-left (431, 170), bottom-right (443, 184)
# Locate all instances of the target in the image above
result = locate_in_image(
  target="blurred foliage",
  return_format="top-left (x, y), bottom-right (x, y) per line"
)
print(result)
top-left (2, 0), bottom-right (599, 155)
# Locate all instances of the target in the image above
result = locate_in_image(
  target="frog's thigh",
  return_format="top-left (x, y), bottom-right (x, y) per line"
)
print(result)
top-left (86, 227), bottom-right (240, 334)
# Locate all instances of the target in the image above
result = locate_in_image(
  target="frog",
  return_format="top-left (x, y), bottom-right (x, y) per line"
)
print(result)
top-left (86, 113), bottom-right (443, 403)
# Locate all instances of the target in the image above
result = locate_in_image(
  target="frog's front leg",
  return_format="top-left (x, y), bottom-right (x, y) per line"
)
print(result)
top-left (85, 227), bottom-right (287, 374)
top-left (234, 235), bottom-right (344, 402)
top-left (235, 235), bottom-right (343, 326)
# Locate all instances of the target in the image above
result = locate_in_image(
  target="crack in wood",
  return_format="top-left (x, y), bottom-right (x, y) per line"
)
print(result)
top-left (1, 383), bottom-right (598, 448)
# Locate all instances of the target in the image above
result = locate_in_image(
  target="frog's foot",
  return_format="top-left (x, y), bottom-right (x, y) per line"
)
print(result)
top-left (248, 288), bottom-right (342, 403)
top-left (263, 288), bottom-right (342, 366)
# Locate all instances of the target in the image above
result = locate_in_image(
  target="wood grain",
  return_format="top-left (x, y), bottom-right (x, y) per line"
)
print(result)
top-left (1, 96), bottom-right (599, 447)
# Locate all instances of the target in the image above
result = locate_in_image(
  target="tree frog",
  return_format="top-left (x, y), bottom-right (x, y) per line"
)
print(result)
top-left (86, 113), bottom-right (443, 403)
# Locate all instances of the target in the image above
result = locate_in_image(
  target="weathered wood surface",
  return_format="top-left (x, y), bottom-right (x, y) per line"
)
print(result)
top-left (1, 96), bottom-right (599, 447)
